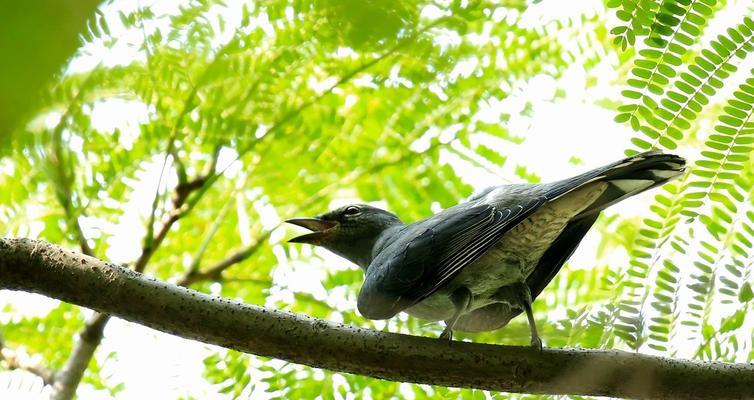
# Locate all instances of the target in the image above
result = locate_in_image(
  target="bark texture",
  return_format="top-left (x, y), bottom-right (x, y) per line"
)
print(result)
top-left (1, 238), bottom-right (752, 400)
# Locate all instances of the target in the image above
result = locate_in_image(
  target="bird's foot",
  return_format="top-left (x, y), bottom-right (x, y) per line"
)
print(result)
top-left (439, 328), bottom-right (453, 342)
top-left (530, 336), bottom-right (543, 350)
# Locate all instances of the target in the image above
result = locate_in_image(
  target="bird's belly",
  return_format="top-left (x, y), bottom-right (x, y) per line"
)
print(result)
top-left (405, 295), bottom-right (455, 321)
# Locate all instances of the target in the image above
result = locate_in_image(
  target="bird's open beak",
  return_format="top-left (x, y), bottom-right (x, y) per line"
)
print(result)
top-left (285, 218), bottom-right (339, 244)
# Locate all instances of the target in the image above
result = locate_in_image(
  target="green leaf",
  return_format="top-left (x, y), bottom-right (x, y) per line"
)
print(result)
top-left (740, 283), bottom-right (754, 302)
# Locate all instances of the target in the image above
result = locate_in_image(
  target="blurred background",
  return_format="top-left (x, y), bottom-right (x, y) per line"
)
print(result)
top-left (1, 0), bottom-right (754, 398)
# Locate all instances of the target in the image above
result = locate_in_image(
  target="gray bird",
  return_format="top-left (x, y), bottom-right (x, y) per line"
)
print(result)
top-left (286, 151), bottom-right (685, 347)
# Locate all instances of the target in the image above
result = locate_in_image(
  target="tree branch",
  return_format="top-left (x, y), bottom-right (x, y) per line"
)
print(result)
top-left (51, 159), bottom-right (211, 399)
top-left (50, 312), bottom-right (108, 400)
top-left (1, 238), bottom-right (752, 400)
top-left (178, 232), bottom-right (269, 286)
top-left (0, 337), bottom-right (56, 386)
top-left (45, 101), bottom-right (101, 398)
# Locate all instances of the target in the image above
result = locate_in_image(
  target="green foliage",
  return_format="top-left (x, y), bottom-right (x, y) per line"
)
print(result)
top-left (606, 0), bottom-right (754, 364)
top-left (617, 13), bottom-right (754, 153)
top-left (609, 0), bottom-right (661, 50)
top-left (314, 0), bottom-right (420, 51)
top-left (1, 303), bottom-right (85, 369)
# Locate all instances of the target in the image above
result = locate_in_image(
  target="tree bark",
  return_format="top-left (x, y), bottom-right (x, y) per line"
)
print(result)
top-left (1, 238), bottom-right (752, 400)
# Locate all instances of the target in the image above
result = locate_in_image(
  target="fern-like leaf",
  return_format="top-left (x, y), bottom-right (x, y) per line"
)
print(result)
top-left (622, 17), bottom-right (754, 154)
top-left (616, 0), bottom-right (719, 136)
top-left (608, 0), bottom-right (661, 50)
top-left (614, 180), bottom-right (687, 349)
top-left (684, 70), bottom-right (754, 219)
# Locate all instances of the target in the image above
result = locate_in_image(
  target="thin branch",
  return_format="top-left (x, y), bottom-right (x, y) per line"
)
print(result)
top-left (1, 238), bottom-right (753, 400)
top-left (184, 183), bottom-right (238, 276)
top-left (50, 313), bottom-right (109, 400)
top-left (178, 233), bottom-right (269, 286)
top-left (138, 147), bottom-right (219, 274)
top-left (0, 338), bottom-right (56, 386)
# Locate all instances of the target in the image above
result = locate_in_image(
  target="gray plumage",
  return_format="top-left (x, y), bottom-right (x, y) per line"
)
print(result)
top-left (287, 151), bottom-right (686, 346)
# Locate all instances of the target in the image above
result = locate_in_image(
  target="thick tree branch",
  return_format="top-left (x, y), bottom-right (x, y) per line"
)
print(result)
top-left (1, 238), bottom-right (752, 400)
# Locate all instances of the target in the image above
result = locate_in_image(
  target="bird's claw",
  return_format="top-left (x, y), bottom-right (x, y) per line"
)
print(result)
top-left (530, 337), bottom-right (543, 350)
top-left (439, 329), bottom-right (453, 342)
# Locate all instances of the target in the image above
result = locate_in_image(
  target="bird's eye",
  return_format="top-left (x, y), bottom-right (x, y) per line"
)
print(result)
top-left (343, 206), bottom-right (361, 216)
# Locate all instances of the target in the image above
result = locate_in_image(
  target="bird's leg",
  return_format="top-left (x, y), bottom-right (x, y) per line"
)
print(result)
top-left (513, 281), bottom-right (542, 349)
top-left (439, 287), bottom-right (472, 341)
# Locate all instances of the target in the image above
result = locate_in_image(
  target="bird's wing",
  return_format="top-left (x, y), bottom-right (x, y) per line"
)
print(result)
top-left (358, 151), bottom-right (686, 320)
top-left (475, 212), bottom-right (601, 330)
top-left (358, 199), bottom-right (545, 319)
top-left (526, 213), bottom-right (600, 299)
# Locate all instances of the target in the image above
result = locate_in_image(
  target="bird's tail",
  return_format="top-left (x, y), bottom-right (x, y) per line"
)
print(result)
top-left (572, 150), bottom-right (686, 216)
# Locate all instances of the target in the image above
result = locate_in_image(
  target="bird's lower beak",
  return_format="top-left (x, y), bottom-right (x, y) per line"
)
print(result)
top-left (285, 218), bottom-right (339, 244)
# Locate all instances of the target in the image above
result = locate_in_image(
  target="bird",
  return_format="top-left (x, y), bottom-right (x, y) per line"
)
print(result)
top-left (286, 151), bottom-right (686, 347)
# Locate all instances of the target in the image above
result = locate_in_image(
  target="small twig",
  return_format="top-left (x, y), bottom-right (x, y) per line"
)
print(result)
top-left (135, 205), bottom-right (185, 273)
top-left (178, 234), bottom-right (270, 286)
top-left (184, 185), bottom-right (239, 276)
top-left (0, 340), bottom-right (56, 386)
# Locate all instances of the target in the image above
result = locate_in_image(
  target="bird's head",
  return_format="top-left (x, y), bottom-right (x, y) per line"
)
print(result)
top-left (286, 204), bottom-right (402, 268)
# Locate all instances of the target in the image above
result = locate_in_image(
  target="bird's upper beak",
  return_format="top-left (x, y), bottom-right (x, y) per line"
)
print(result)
top-left (285, 218), bottom-right (339, 244)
